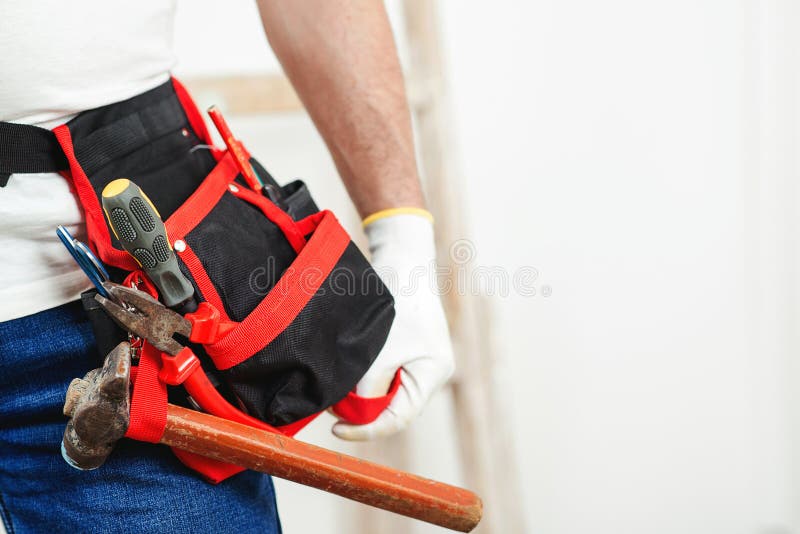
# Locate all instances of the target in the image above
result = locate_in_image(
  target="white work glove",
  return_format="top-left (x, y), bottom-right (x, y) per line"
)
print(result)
top-left (332, 210), bottom-right (455, 441)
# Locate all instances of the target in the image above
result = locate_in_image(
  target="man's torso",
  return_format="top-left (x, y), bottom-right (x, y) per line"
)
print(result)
top-left (0, 0), bottom-right (177, 321)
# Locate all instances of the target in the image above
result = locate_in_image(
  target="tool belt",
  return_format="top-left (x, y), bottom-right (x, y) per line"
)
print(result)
top-left (2, 79), bottom-right (396, 481)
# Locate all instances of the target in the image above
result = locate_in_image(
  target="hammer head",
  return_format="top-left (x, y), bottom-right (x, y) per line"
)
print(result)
top-left (62, 341), bottom-right (131, 470)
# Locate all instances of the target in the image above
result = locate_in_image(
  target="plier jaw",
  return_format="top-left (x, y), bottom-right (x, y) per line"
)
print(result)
top-left (95, 281), bottom-right (191, 356)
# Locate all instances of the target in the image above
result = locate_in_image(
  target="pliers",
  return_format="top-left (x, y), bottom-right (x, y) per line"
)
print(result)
top-left (95, 281), bottom-right (276, 432)
top-left (96, 281), bottom-right (235, 355)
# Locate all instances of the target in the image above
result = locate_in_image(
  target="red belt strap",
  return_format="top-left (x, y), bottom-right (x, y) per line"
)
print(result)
top-left (205, 210), bottom-right (350, 370)
top-left (332, 369), bottom-right (403, 425)
top-left (125, 343), bottom-right (168, 443)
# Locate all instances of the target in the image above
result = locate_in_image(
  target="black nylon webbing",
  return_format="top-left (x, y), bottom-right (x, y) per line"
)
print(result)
top-left (0, 121), bottom-right (68, 186)
top-left (72, 96), bottom-right (186, 177)
top-left (0, 89), bottom-right (184, 187)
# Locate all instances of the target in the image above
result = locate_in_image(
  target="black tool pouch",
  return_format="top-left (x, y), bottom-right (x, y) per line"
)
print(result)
top-left (53, 78), bottom-right (395, 426)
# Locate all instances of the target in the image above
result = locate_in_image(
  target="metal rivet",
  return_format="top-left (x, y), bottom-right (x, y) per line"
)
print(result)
top-left (228, 184), bottom-right (239, 193)
top-left (173, 240), bottom-right (186, 252)
top-left (181, 128), bottom-right (190, 137)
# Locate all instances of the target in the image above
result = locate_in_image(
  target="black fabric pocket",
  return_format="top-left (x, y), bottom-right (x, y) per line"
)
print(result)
top-left (170, 159), bottom-right (394, 426)
top-left (282, 180), bottom-right (319, 220)
top-left (214, 238), bottom-right (395, 426)
top-left (63, 79), bottom-right (395, 427)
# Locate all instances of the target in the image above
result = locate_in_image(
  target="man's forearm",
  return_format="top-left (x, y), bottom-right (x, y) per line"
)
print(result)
top-left (257, 0), bottom-right (425, 217)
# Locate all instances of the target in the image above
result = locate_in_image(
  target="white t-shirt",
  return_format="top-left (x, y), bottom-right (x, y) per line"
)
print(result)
top-left (0, 1), bottom-right (177, 321)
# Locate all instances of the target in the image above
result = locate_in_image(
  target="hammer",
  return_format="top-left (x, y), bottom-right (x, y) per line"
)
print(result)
top-left (62, 343), bottom-right (482, 532)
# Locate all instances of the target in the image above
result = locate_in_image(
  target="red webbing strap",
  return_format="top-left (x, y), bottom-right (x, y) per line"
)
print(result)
top-left (123, 271), bottom-right (167, 443)
top-left (172, 367), bottom-right (319, 484)
top-left (165, 153), bottom-right (237, 240)
top-left (123, 270), bottom-right (158, 298)
top-left (230, 184), bottom-right (307, 253)
top-left (171, 77), bottom-right (214, 149)
top-left (332, 369), bottom-right (403, 425)
top-left (53, 125), bottom-right (138, 271)
top-left (295, 210), bottom-right (326, 235)
top-left (125, 343), bottom-right (168, 443)
top-left (204, 210), bottom-right (350, 370)
top-left (177, 243), bottom-right (229, 321)
top-left (171, 449), bottom-right (246, 484)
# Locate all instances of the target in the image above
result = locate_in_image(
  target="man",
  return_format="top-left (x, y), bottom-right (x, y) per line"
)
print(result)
top-left (0, 1), bottom-right (453, 532)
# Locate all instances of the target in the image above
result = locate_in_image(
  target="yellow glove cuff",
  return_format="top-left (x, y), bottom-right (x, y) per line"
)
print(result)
top-left (362, 207), bottom-right (434, 228)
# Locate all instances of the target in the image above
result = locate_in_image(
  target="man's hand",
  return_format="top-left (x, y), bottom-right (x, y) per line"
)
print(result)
top-left (332, 211), bottom-right (455, 441)
top-left (257, 2), bottom-right (451, 438)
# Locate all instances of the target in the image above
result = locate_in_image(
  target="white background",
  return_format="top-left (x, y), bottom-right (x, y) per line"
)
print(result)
top-left (173, 1), bottom-right (800, 533)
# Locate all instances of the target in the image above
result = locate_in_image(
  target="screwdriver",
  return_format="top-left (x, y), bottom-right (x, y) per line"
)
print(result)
top-left (101, 178), bottom-right (197, 311)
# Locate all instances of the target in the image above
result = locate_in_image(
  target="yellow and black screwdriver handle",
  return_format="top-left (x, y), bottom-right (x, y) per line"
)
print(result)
top-left (101, 178), bottom-right (196, 310)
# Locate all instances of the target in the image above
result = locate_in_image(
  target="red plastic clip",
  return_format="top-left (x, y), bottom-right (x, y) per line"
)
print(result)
top-left (159, 347), bottom-right (201, 385)
top-left (186, 302), bottom-right (237, 345)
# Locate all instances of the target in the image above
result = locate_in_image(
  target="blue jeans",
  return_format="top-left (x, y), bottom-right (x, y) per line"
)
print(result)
top-left (0, 301), bottom-right (281, 533)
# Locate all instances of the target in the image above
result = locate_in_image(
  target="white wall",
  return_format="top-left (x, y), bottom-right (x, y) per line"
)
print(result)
top-left (439, 1), bottom-right (799, 533)
top-left (172, 1), bottom-right (800, 533)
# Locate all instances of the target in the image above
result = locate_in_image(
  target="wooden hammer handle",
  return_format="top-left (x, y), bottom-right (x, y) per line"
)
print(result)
top-left (162, 404), bottom-right (482, 532)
